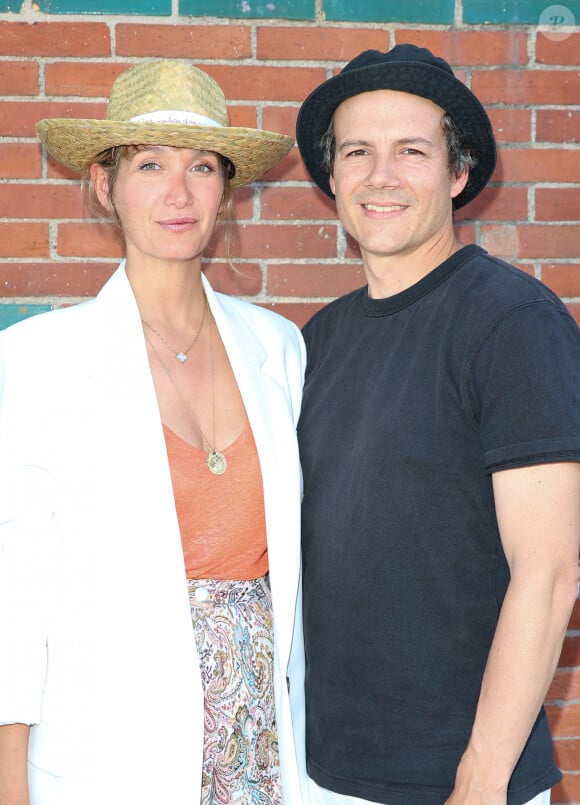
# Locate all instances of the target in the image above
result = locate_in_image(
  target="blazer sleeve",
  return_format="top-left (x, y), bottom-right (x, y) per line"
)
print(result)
top-left (0, 336), bottom-right (55, 726)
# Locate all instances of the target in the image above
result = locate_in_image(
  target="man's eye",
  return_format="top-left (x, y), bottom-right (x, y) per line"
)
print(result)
top-left (345, 148), bottom-right (367, 158)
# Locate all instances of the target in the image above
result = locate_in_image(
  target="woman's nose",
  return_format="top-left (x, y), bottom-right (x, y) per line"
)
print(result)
top-left (166, 170), bottom-right (192, 206)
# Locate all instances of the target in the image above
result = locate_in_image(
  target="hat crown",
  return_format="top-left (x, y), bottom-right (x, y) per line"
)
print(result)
top-left (295, 42), bottom-right (497, 209)
top-left (342, 44), bottom-right (454, 78)
top-left (105, 60), bottom-right (230, 127)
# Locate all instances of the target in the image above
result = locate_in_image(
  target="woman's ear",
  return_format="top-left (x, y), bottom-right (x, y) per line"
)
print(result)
top-left (90, 163), bottom-right (112, 212)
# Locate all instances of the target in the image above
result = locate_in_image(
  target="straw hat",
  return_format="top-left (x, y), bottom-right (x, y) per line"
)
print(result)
top-left (36, 60), bottom-right (294, 187)
top-left (297, 44), bottom-right (496, 209)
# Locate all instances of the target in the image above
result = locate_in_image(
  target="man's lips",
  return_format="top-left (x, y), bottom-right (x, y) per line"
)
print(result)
top-left (362, 203), bottom-right (406, 213)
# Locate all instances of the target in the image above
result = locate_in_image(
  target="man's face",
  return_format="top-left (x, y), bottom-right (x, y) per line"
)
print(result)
top-left (329, 89), bottom-right (468, 273)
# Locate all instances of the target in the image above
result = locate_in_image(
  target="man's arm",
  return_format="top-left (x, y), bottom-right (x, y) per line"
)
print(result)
top-left (0, 724), bottom-right (30, 805)
top-left (447, 461), bottom-right (580, 805)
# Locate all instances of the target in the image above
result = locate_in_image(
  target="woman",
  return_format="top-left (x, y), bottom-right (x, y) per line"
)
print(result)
top-left (0, 60), bottom-right (307, 805)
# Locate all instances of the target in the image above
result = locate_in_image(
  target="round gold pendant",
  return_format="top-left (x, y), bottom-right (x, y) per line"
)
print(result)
top-left (207, 449), bottom-right (227, 475)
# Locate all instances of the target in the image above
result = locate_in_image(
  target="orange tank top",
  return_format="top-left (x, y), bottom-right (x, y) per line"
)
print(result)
top-left (163, 421), bottom-right (268, 580)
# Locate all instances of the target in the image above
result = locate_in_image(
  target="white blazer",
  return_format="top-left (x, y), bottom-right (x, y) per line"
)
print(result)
top-left (0, 263), bottom-right (309, 805)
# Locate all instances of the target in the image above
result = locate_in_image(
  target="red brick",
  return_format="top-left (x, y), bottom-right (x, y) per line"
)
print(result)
top-left (536, 188), bottom-right (580, 221)
top-left (47, 157), bottom-right (84, 182)
top-left (480, 224), bottom-right (521, 261)
top-left (498, 149), bottom-right (580, 183)
top-left (570, 598), bottom-right (580, 630)
top-left (536, 32), bottom-right (580, 65)
top-left (554, 738), bottom-right (580, 771)
top-left (0, 184), bottom-right (85, 219)
top-left (458, 187), bottom-right (528, 222)
top-left (568, 303), bottom-right (580, 324)
top-left (231, 186), bottom-right (254, 221)
top-left (454, 223), bottom-right (477, 244)
top-left (395, 30), bottom-right (528, 66)
top-left (0, 22), bottom-right (110, 57)
top-left (537, 110), bottom-right (580, 144)
top-left (45, 62), bottom-right (128, 98)
top-left (0, 143), bottom-right (42, 179)
top-left (228, 105), bottom-right (259, 128)
top-left (261, 186), bottom-right (338, 221)
top-left (257, 27), bottom-right (389, 61)
top-left (552, 772), bottom-right (580, 803)
top-left (0, 262), bottom-right (115, 296)
top-left (0, 223), bottom-right (49, 258)
top-left (262, 105), bottom-right (298, 141)
top-left (512, 262), bottom-right (536, 277)
top-left (267, 262), bottom-right (364, 298)
top-left (472, 69), bottom-right (580, 105)
top-left (202, 261), bottom-right (262, 296)
top-left (260, 301), bottom-right (324, 328)
top-left (0, 60), bottom-right (38, 96)
top-left (261, 148), bottom-right (302, 185)
top-left (546, 702), bottom-right (580, 738)
top-left (518, 225), bottom-right (580, 259)
top-left (116, 24), bottom-right (251, 58)
top-left (346, 235), bottom-right (361, 259)
top-left (266, 148), bottom-right (311, 185)
top-left (1, 101), bottom-right (106, 138)
top-left (43, 65), bottom-right (265, 114)
top-left (205, 65), bottom-right (327, 103)
top-left (488, 109), bottom-right (531, 143)
top-left (548, 669), bottom-right (580, 701)
top-left (559, 635), bottom-right (580, 668)
top-left (541, 264), bottom-right (580, 297)
top-left (58, 222), bottom-right (123, 259)
top-left (208, 223), bottom-right (337, 260)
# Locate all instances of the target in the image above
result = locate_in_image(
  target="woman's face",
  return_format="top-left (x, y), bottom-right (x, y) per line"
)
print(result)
top-left (91, 145), bottom-right (225, 266)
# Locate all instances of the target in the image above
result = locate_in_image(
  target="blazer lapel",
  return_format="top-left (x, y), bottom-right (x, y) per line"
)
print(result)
top-left (202, 275), bottom-right (301, 668)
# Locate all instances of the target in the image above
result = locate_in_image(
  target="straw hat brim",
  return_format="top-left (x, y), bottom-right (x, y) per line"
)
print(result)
top-left (36, 118), bottom-right (294, 187)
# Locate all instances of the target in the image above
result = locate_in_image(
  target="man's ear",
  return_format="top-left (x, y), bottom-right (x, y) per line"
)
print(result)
top-left (329, 174), bottom-right (336, 195)
top-left (450, 168), bottom-right (469, 202)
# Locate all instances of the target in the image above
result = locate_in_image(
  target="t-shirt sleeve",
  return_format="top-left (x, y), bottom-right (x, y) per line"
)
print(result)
top-left (466, 299), bottom-right (580, 473)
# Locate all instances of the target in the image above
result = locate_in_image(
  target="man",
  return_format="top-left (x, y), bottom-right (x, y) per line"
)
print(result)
top-left (296, 44), bottom-right (580, 805)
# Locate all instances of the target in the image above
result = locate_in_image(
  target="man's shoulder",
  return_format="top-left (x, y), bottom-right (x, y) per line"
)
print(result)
top-left (452, 247), bottom-right (572, 324)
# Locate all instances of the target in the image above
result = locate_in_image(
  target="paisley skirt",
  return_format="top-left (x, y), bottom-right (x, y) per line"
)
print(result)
top-left (188, 575), bottom-right (283, 805)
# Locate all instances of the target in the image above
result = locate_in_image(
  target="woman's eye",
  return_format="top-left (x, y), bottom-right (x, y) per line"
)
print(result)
top-left (138, 160), bottom-right (160, 171)
top-left (192, 161), bottom-right (216, 173)
top-left (346, 148), bottom-right (367, 158)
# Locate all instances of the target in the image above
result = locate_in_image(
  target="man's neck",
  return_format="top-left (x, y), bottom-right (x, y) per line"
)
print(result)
top-left (363, 236), bottom-right (466, 300)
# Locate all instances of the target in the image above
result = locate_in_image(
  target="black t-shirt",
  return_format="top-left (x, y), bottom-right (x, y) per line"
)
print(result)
top-left (298, 245), bottom-right (580, 805)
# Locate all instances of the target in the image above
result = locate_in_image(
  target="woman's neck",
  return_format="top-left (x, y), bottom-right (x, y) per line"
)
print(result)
top-left (126, 255), bottom-right (206, 327)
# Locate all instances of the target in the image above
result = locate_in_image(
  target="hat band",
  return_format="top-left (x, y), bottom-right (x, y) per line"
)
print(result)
top-left (130, 110), bottom-right (223, 128)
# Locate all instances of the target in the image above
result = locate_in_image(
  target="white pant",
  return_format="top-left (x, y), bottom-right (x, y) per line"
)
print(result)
top-left (308, 777), bottom-right (551, 805)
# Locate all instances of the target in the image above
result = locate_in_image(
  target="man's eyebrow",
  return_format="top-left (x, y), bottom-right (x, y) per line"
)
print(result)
top-left (396, 136), bottom-right (436, 148)
top-left (336, 139), bottom-right (371, 153)
top-left (336, 136), bottom-right (437, 153)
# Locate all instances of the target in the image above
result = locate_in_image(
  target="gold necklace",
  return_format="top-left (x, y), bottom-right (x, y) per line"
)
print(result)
top-left (143, 311), bottom-right (227, 476)
top-left (142, 298), bottom-right (208, 364)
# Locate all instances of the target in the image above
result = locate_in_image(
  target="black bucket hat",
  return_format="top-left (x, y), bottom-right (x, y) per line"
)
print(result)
top-left (296, 43), bottom-right (497, 209)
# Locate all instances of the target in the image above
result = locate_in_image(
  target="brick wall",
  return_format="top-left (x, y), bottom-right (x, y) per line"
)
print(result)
top-left (0, 1), bottom-right (579, 799)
